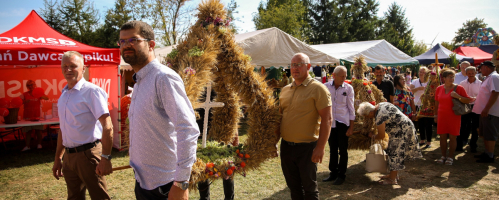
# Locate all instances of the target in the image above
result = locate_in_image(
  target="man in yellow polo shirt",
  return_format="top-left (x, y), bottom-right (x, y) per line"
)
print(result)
top-left (277, 53), bottom-right (332, 200)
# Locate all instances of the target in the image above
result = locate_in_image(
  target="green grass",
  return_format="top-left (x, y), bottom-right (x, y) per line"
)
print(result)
top-left (1, 127), bottom-right (499, 199)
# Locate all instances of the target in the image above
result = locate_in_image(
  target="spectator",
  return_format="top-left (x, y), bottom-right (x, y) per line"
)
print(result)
top-left (20, 80), bottom-right (49, 151)
top-left (457, 66), bottom-right (482, 152)
top-left (472, 61), bottom-right (499, 163)
top-left (393, 74), bottom-right (416, 119)
top-left (357, 102), bottom-right (422, 185)
top-left (373, 65), bottom-right (395, 103)
top-left (410, 67), bottom-right (433, 148)
top-left (405, 71), bottom-right (412, 86)
top-left (434, 70), bottom-right (473, 165)
top-left (323, 66), bottom-right (355, 185)
top-left (454, 61), bottom-right (474, 84)
top-left (277, 53), bottom-right (332, 199)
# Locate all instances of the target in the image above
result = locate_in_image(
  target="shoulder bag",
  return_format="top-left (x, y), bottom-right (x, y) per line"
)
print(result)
top-left (451, 85), bottom-right (472, 115)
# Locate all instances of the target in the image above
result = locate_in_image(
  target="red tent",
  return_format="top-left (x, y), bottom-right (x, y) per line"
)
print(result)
top-left (0, 10), bottom-right (124, 149)
top-left (453, 46), bottom-right (492, 65)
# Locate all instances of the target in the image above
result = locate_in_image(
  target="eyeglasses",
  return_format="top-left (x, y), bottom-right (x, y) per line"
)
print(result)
top-left (117, 38), bottom-right (150, 46)
top-left (290, 62), bottom-right (309, 68)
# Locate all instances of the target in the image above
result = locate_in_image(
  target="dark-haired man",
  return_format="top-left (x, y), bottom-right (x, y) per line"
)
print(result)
top-left (373, 65), bottom-right (394, 103)
top-left (120, 21), bottom-right (200, 200)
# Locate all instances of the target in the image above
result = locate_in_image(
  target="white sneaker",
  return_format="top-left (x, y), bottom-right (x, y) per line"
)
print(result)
top-left (37, 144), bottom-right (42, 149)
top-left (21, 146), bottom-right (30, 152)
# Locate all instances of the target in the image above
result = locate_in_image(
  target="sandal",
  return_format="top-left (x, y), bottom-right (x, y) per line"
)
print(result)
top-left (379, 178), bottom-right (398, 185)
top-left (445, 157), bottom-right (453, 165)
top-left (436, 156), bottom-right (446, 164)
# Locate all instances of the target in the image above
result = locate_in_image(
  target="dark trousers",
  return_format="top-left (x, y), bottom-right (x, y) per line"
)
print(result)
top-left (280, 139), bottom-right (319, 200)
top-left (198, 178), bottom-right (234, 200)
top-left (418, 117), bottom-right (434, 142)
top-left (328, 121), bottom-right (349, 179)
top-left (135, 180), bottom-right (173, 200)
top-left (457, 111), bottom-right (480, 150)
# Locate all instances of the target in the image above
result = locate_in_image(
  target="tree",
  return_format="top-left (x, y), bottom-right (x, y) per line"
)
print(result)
top-left (94, 0), bottom-right (133, 48)
top-left (150, 0), bottom-right (193, 46)
top-left (58, 0), bottom-right (100, 45)
top-left (412, 40), bottom-right (428, 57)
top-left (40, 0), bottom-right (64, 33)
top-left (453, 17), bottom-right (487, 45)
top-left (226, 0), bottom-right (239, 33)
top-left (377, 2), bottom-right (417, 56)
top-left (441, 41), bottom-right (457, 51)
top-left (306, 0), bottom-right (379, 44)
top-left (253, 0), bottom-right (309, 41)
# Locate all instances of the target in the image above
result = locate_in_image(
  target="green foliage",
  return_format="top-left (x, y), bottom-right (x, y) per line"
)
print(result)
top-left (226, 0), bottom-right (239, 34)
top-left (253, 0), bottom-right (309, 41)
top-left (412, 40), bottom-right (429, 57)
top-left (40, 0), bottom-right (64, 33)
top-left (188, 46), bottom-right (204, 57)
top-left (441, 41), bottom-right (457, 51)
top-left (449, 53), bottom-right (459, 68)
top-left (58, 0), bottom-right (100, 46)
top-left (377, 2), bottom-right (417, 56)
top-left (167, 49), bottom-right (179, 59)
top-left (196, 141), bottom-right (243, 163)
top-left (94, 0), bottom-right (132, 48)
top-left (453, 17), bottom-right (488, 44)
top-left (306, 0), bottom-right (379, 44)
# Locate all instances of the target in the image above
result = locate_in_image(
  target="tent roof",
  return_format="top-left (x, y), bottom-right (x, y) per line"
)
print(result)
top-left (414, 43), bottom-right (473, 65)
top-left (121, 27), bottom-right (338, 68)
top-left (453, 46), bottom-right (492, 65)
top-left (0, 10), bottom-right (120, 65)
top-left (478, 45), bottom-right (499, 54)
top-left (311, 40), bottom-right (418, 67)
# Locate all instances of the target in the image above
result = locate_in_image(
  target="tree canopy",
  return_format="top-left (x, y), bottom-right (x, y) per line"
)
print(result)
top-left (453, 17), bottom-right (488, 45)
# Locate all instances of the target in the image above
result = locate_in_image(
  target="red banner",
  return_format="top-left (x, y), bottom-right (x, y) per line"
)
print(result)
top-left (89, 66), bottom-right (120, 148)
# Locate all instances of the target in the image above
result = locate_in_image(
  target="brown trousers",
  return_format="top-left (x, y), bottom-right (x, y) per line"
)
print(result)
top-left (62, 142), bottom-right (110, 200)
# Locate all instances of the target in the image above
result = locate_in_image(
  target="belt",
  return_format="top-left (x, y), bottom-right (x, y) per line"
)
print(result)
top-left (65, 140), bottom-right (100, 153)
top-left (282, 139), bottom-right (317, 146)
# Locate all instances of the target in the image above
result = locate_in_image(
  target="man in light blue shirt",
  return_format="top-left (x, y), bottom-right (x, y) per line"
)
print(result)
top-left (120, 21), bottom-right (200, 200)
top-left (323, 66), bottom-right (355, 185)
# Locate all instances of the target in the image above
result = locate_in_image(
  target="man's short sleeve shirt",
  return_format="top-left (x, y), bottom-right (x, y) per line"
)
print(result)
top-left (279, 76), bottom-right (332, 143)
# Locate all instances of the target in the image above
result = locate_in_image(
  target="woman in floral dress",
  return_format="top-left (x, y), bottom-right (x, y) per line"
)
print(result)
top-left (358, 102), bottom-right (422, 185)
top-left (393, 74), bottom-right (416, 120)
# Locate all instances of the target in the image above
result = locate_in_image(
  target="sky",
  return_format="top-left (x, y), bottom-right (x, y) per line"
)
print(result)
top-left (0, 0), bottom-right (498, 48)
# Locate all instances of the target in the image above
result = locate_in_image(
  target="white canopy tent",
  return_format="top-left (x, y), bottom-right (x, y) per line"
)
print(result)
top-left (120, 27), bottom-right (338, 70)
top-left (311, 40), bottom-right (419, 67)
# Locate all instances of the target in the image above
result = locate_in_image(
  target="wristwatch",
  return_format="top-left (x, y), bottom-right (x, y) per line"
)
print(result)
top-left (174, 181), bottom-right (189, 190)
top-left (101, 154), bottom-right (112, 160)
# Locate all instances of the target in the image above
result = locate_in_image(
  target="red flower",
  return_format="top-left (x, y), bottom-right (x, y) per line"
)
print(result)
top-left (370, 101), bottom-right (376, 105)
top-left (363, 82), bottom-right (368, 86)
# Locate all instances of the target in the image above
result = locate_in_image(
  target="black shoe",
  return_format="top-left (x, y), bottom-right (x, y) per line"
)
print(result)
top-left (476, 156), bottom-right (494, 163)
top-left (322, 175), bottom-right (337, 182)
top-left (470, 148), bottom-right (477, 153)
top-left (332, 177), bottom-right (345, 185)
top-left (474, 153), bottom-right (488, 159)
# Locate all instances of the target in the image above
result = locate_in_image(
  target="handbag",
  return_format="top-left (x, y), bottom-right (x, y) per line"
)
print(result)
top-left (451, 86), bottom-right (472, 115)
top-left (365, 136), bottom-right (389, 173)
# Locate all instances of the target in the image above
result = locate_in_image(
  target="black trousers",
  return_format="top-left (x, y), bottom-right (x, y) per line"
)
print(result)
top-left (457, 110), bottom-right (480, 149)
top-left (328, 121), bottom-right (349, 179)
top-left (198, 178), bottom-right (234, 200)
top-left (418, 117), bottom-right (434, 142)
top-left (135, 180), bottom-right (173, 200)
top-left (280, 139), bottom-right (319, 200)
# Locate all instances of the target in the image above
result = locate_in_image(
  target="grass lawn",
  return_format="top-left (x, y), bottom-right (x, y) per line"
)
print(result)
top-left (1, 123), bottom-right (499, 199)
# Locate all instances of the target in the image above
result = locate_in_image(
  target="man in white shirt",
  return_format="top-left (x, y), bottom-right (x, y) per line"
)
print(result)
top-left (322, 66), bottom-right (355, 185)
top-left (454, 61), bottom-right (474, 84)
top-left (120, 21), bottom-right (199, 200)
top-left (472, 61), bottom-right (499, 163)
top-left (457, 66), bottom-right (482, 152)
top-left (52, 51), bottom-right (114, 200)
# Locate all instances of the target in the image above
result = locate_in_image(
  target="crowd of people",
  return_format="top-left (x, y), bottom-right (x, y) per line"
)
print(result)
top-left (21, 18), bottom-right (494, 200)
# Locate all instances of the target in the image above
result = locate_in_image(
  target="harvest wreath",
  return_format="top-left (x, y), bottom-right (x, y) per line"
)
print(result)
top-left (121, 0), bottom-right (280, 191)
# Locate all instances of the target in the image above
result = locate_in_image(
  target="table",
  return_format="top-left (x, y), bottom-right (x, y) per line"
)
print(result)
top-left (0, 118), bottom-right (60, 148)
top-left (0, 118), bottom-right (60, 128)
